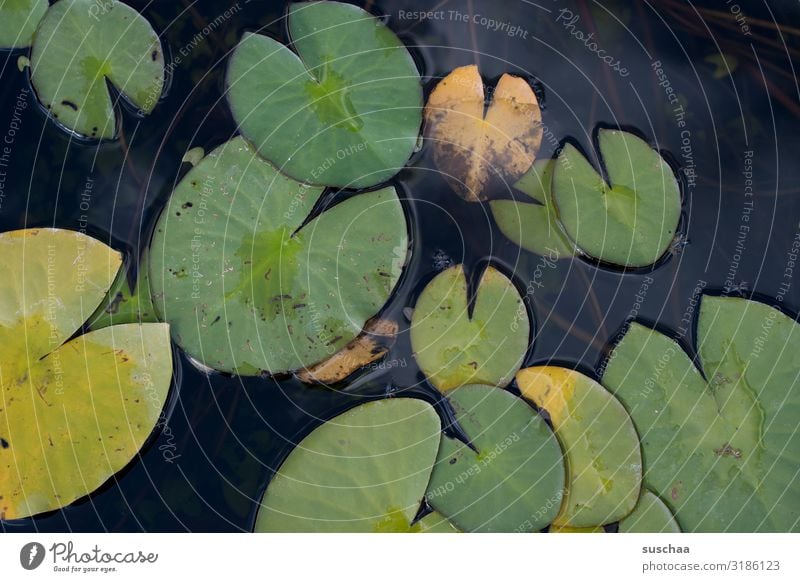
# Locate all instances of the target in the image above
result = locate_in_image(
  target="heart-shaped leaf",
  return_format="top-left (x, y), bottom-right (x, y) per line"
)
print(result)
top-left (618, 490), bottom-right (681, 533)
top-left (254, 398), bottom-right (441, 532)
top-left (150, 137), bottom-right (408, 376)
top-left (30, 0), bottom-right (165, 139)
top-left (426, 385), bottom-right (564, 532)
top-left (410, 265), bottom-right (529, 392)
top-left (490, 159), bottom-right (576, 258)
top-left (424, 65), bottom-right (543, 201)
top-left (552, 129), bottom-right (681, 267)
top-left (0, 229), bottom-right (172, 519)
top-left (0, 0), bottom-right (47, 48)
top-left (517, 366), bottom-right (642, 527)
top-left (226, 1), bottom-right (422, 189)
top-left (603, 295), bottom-right (800, 532)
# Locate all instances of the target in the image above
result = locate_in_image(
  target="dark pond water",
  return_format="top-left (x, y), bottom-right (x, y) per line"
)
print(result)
top-left (1, 0), bottom-right (799, 531)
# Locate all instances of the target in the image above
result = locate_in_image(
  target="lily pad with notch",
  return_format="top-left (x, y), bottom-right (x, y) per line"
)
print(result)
top-left (551, 129), bottom-right (681, 268)
top-left (490, 159), bottom-right (576, 258)
top-left (410, 265), bottom-right (530, 392)
top-left (226, 1), bottom-right (422, 189)
top-left (254, 398), bottom-right (441, 532)
top-left (424, 64), bottom-right (543, 202)
top-left (0, 228), bottom-right (172, 520)
top-left (29, 0), bottom-right (165, 139)
top-left (518, 366), bottom-right (642, 528)
top-left (603, 295), bottom-right (800, 532)
top-left (425, 384), bottom-right (565, 532)
top-left (149, 137), bottom-right (409, 376)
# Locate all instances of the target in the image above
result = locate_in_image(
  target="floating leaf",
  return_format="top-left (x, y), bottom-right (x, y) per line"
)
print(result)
top-left (88, 252), bottom-right (158, 331)
top-left (517, 366), bottom-right (642, 527)
top-left (226, 1), bottom-right (422, 188)
top-left (410, 265), bottom-right (529, 392)
top-left (296, 319), bottom-right (397, 384)
top-left (254, 398), bottom-right (441, 532)
top-left (424, 65), bottom-right (543, 201)
top-left (426, 385), bottom-right (564, 532)
top-left (618, 490), bottom-right (681, 533)
top-left (30, 0), bottom-right (165, 139)
top-left (0, 0), bottom-right (47, 48)
top-left (603, 296), bottom-right (800, 532)
top-left (150, 137), bottom-right (408, 376)
top-left (0, 229), bottom-right (172, 519)
top-left (551, 129), bottom-right (681, 267)
top-left (490, 159), bottom-right (576, 258)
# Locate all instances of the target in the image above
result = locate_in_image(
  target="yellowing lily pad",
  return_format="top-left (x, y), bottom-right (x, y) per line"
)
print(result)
top-left (426, 385), bottom-right (564, 532)
top-left (517, 366), bottom-right (642, 528)
top-left (425, 65), bottom-right (543, 201)
top-left (0, 0), bottom-right (47, 48)
top-left (254, 398), bottom-right (441, 532)
top-left (0, 229), bottom-right (172, 520)
top-left (226, 1), bottom-right (422, 188)
top-left (30, 0), bottom-right (165, 139)
top-left (619, 490), bottom-right (681, 533)
top-left (552, 129), bottom-right (681, 267)
top-left (150, 137), bottom-right (408, 376)
top-left (491, 159), bottom-right (576, 258)
top-left (603, 296), bottom-right (800, 532)
top-left (410, 265), bottom-right (529, 392)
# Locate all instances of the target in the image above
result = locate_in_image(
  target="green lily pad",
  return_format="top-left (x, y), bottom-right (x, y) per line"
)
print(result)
top-left (552, 129), bottom-right (681, 267)
top-left (619, 490), bottom-right (681, 533)
top-left (226, 1), bottom-right (422, 188)
top-left (30, 0), bottom-right (165, 139)
top-left (490, 159), bottom-right (576, 258)
top-left (254, 398), bottom-right (441, 532)
top-left (426, 385), bottom-right (564, 532)
top-left (88, 252), bottom-right (158, 331)
top-left (150, 137), bottom-right (408, 375)
top-left (603, 296), bottom-right (800, 532)
top-left (0, 228), bottom-right (172, 519)
top-left (0, 0), bottom-right (47, 48)
top-left (518, 366), bottom-right (642, 528)
top-left (410, 265), bottom-right (529, 392)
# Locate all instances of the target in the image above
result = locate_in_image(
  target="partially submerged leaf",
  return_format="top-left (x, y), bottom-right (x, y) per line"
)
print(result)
top-left (296, 319), bottom-right (398, 384)
top-left (88, 252), bottom-right (158, 331)
top-left (491, 159), bottom-right (576, 258)
top-left (410, 265), bottom-right (529, 391)
top-left (619, 490), bottom-right (681, 533)
top-left (254, 398), bottom-right (441, 532)
top-left (603, 296), bottom-right (800, 532)
top-left (30, 0), bottom-right (165, 139)
top-left (426, 385), bottom-right (564, 532)
top-left (0, 229), bottom-right (172, 519)
top-left (226, 1), bottom-right (422, 188)
top-left (0, 0), bottom-right (47, 48)
top-left (517, 366), bottom-right (642, 528)
top-left (425, 65), bottom-right (543, 201)
top-left (150, 137), bottom-right (408, 376)
top-left (552, 129), bottom-right (681, 267)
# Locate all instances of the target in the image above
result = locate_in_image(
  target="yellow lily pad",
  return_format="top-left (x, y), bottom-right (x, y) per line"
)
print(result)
top-left (0, 229), bottom-right (172, 520)
top-left (425, 65), bottom-right (543, 201)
